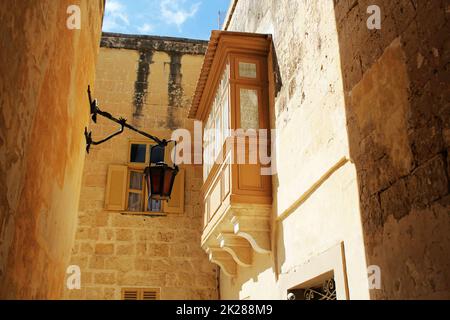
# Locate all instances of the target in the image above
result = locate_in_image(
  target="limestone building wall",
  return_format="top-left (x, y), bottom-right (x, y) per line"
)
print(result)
top-left (64, 34), bottom-right (218, 300)
top-left (0, 0), bottom-right (105, 299)
top-left (335, 0), bottom-right (450, 299)
top-left (221, 0), bottom-right (369, 300)
top-left (219, 0), bottom-right (449, 300)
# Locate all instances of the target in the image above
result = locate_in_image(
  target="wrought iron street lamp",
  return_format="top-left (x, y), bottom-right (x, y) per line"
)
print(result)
top-left (84, 86), bottom-right (179, 201)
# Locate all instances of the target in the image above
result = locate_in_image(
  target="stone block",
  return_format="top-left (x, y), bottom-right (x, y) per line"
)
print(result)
top-left (98, 228), bottom-right (115, 241)
top-left (85, 287), bottom-right (103, 300)
top-left (116, 228), bottom-right (134, 241)
top-left (95, 212), bottom-right (110, 227)
top-left (105, 257), bottom-right (134, 272)
top-left (134, 258), bottom-right (153, 271)
top-left (116, 244), bottom-right (135, 255)
top-left (94, 272), bottom-right (116, 285)
top-left (380, 178), bottom-right (410, 221)
top-left (89, 256), bottom-right (105, 269)
top-left (103, 288), bottom-right (117, 300)
top-left (95, 243), bottom-right (114, 255)
top-left (80, 243), bottom-right (94, 254)
top-left (136, 243), bottom-right (169, 257)
top-left (117, 272), bottom-right (165, 287)
top-left (156, 231), bottom-right (175, 243)
top-left (406, 155), bottom-right (448, 208)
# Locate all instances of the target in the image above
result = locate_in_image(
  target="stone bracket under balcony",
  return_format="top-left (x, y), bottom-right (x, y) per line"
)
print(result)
top-left (206, 247), bottom-right (237, 277)
top-left (230, 214), bottom-right (271, 254)
top-left (217, 233), bottom-right (253, 267)
top-left (202, 203), bottom-right (272, 276)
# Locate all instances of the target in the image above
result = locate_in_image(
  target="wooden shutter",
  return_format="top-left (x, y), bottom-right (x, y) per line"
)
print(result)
top-left (142, 288), bottom-right (160, 300)
top-left (122, 288), bottom-right (139, 300)
top-left (121, 288), bottom-right (160, 300)
top-left (105, 165), bottom-right (128, 211)
top-left (163, 168), bottom-right (185, 214)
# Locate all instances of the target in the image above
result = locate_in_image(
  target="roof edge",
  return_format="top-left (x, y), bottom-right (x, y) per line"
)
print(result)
top-left (188, 31), bottom-right (272, 120)
top-left (100, 32), bottom-right (209, 55)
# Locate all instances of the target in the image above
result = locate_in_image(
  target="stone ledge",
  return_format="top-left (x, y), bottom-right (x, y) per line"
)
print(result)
top-left (101, 32), bottom-right (208, 55)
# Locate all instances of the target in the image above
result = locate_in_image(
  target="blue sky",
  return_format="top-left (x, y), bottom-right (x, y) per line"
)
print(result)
top-left (103, 0), bottom-right (231, 40)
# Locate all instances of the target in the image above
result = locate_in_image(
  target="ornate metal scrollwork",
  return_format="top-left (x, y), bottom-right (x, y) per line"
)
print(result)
top-left (304, 278), bottom-right (337, 300)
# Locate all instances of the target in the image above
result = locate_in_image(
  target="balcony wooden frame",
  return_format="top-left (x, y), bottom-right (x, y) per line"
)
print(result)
top-left (190, 31), bottom-right (274, 277)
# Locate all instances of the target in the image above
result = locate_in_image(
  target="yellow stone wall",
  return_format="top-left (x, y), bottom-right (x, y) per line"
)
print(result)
top-left (64, 35), bottom-right (218, 300)
top-left (0, 0), bottom-right (104, 299)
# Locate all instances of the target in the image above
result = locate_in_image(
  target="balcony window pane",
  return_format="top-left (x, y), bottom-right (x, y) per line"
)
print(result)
top-left (215, 114), bottom-right (221, 158)
top-left (222, 89), bottom-right (230, 139)
top-left (239, 62), bottom-right (257, 78)
top-left (240, 88), bottom-right (259, 130)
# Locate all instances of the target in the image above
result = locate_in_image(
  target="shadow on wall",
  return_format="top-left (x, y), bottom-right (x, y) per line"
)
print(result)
top-left (333, 0), bottom-right (450, 299)
top-left (269, 42), bottom-right (284, 281)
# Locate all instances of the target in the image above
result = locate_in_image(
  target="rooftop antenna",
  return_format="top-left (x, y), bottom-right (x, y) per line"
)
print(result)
top-left (218, 10), bottom-right (221, 29)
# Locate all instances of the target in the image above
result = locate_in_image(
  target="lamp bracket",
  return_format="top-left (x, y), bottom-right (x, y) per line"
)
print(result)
top-left (84, 85), bottom-right (169, 153)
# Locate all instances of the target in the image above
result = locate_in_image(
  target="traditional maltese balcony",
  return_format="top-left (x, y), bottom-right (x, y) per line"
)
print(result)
top-left (188, 31), bottom-right (273, 276)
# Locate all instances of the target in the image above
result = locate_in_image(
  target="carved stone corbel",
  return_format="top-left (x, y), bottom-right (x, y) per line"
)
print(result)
top-left (205, 247), bottom-right (237, 277)
top-left (231, 215), bottom-right (271, 254)
top-left (217, 233), bottom-right (253, 267)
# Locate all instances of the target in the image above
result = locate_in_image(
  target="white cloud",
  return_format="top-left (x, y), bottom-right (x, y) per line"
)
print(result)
top-left (137, 23), bottom-right (154, 34)
top-left (103, 0), bottom-right (130, 32)
top-left (160, 0), bottom-right (201, 30)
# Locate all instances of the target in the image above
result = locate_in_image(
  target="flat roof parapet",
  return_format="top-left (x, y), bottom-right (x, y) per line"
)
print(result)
top-left (101, 32), bottom-right (209, 55)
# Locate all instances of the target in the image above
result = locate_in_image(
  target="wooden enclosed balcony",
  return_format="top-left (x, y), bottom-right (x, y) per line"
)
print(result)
top-left (189, 31), bottom-right (274, 276)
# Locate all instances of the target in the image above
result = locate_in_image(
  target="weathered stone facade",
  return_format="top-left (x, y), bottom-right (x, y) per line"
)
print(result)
top-left (0, 0), bottom-right (104, 299)
top-left (217, 0), bottom-right (450, 299)
top-left (335, 0), bottom-right (450, 299)
top-left (1, 0), bottom-right (448, 301)
top-left (64, 34), bottom-right (218, 300)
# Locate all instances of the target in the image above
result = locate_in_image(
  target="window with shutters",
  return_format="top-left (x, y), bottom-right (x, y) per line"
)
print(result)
top-left (121, 288), bottom-right (160, 300)
top-left (128, 142), bottom-right (162, 213)
top-left (104, 141), bottom-right (185, 215)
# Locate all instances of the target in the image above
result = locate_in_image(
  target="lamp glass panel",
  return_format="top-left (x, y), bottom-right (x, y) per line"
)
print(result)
top-left (163, 168), bottom-right (175, 196)
top-left (150, 145), bottom-right (165, 164)
top-left (150, 166), bottom-right (163, 195)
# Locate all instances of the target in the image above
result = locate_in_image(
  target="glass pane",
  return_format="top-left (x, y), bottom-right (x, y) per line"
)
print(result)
top-left (129, 171), bottom-right (143, 190)
top-left (215, 115), bottom-right (221, 158)
top-left (239, 62), bottom-right (257, 78)
top-left (148, 199), bottom-right (162, 212)
top-left (130, 144), bottom-right (146, 163)
top-left (150, 145), bottom-right (165, 164)
top-left (240, 88), bottom-right (259, 130)
top-left (222, 91), bottom-right (229, 139)
top-left (128, 193), bottom-right (142, 212)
